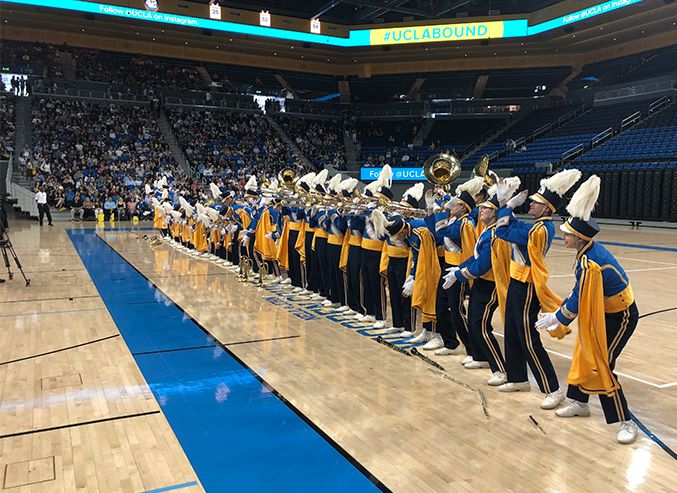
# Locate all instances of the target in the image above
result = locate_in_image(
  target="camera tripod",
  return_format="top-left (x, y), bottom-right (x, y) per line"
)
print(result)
top-left (0, 224), bottom-right (30, 286)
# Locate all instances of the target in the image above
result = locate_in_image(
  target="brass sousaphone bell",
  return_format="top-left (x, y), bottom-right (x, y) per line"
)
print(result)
top-left (472, 154), bottom-right (499, 187)
top-left (423, 153), bottom-right (462, 191)
top-left (277, 167), bottom-right (298, 189)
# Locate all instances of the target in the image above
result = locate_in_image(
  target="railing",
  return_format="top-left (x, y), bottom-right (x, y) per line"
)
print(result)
top-left (591, 127), bottom-right (613, 148)
top-left (649, 95), bottom-right (671, 114)
top-left (561, 144), bottom-right (584, 163)
top-left (33, 87), bottom-right (150, 103)
top-left (532, 122), bottom-right (553, 139)
top-left (620, 111), bottom-right (641, 131)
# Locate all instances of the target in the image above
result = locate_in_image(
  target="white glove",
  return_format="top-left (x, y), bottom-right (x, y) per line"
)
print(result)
top-left (241, 236), bottom-right (250, 248)
top-left (229, 224), bottom-right (238, 233)
top-left (495, 179), bottom-right (510, 205)
top-left (442, 267), bottom-right (459, 289)
top-left (535, 312), bottom-right (559, 331)
top-left (402, 276), bottom-right (414, 298)
top-left (265, 232), bottom-right (274, 239)
top-left (506, 190), bottom-right (528, 210)
top-left (432, 202), bottom-right (442, 213)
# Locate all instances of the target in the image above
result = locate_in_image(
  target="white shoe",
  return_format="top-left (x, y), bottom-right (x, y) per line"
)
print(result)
top-left (372, 320), bottom-right (386, 329)
top-left (498, 381), bottom-right (531, 393)
top-left (555, 400), bottom-right (591, 418)
top-left (321, 299), bottom-right (333, 307)
top-left (353, 313), bottom-right (365, 320)
top-left (408, 330), bottom-right (432, 344)
top-left (398, 330), bottom-right (414, 338)
top-left (487, 372), bottom-right (507, 386)
top-left (617, 420), bottom-right (638, 445)
top-left (434, 347), bottom-right (457, 356)
top-left (385, 327), bottom-right (403, 334)
top-left (335, 306), bottom-right (350, 312)
top-left (310, 294), bottom-right (324, 301)
top-left (299, 289), bottom-right (311, 296)
top-left (281, 278), bottom-right (292, 285)
top-left (270, 276), bottom-right (283, 284)
top-left (291, 287), bottom-right (304, 294)
top-left (344, 309), bottom-right (356, 316)
top-left (461, 355), bottom-right (474, 366)
top-left (360, 315), bottom-right (376, 323)
top-left (540, 389), bottom-right (565, 410)
top-left (464, 360), bottom-right (490, 369)
top-left (421, 334), bottom-right (444, 350)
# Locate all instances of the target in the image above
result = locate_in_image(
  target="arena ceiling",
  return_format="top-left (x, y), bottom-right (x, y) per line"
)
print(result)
top-left (190, 0), bottom-right (561, 25)
top-left (1, 0), bottom-right (675, 75)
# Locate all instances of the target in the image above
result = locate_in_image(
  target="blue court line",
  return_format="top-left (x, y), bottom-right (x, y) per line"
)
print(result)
top-left (141, 481), bottom-right (199, 493)
top-left (630, 413), bottom-right (677, 461)
top-left (68, 229), bottom-right (388, 493)
top-left (554, 237), bottom-right (677, 253)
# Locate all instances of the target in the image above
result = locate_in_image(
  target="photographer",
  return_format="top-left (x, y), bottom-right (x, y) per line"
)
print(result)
top-left (35, 185), bottom-right (53, 227)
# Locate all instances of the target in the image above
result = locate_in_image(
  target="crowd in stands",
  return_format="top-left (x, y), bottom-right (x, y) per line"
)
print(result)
top-left (276, 115), bottom-right (346, 170)
top-left (72, 49), bottom-right (207, 92)
top-left (0, 41), bottom-right (63, 79)
top-left (18, 97), bottom-right (185, 220)
top-left (0, 93), bottom-right (15, 160)
top-left (167, 108), bottom-right (313, 188)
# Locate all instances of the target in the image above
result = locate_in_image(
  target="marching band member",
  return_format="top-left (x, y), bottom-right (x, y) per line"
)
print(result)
top-left (494, 169), bottom-right (581, 410)
top-left (424, 177), bottom-right (482, 355)
top-left (359, 168), bottom-right (391, 328)
top-left (333, 177), bottom-right (360, 314)
top-left (295, 172), bottom-right (318, 297)
top-left (443, 178), bottom-right (520, 384)
top-left (323, 174), bottom-right (348, 309)
top-left (535, 176), bottom-right (639, 444)
top-left (310, 170), bottom-right (332, 302)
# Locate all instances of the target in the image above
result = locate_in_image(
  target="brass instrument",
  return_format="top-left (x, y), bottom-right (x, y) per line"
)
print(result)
top-left (472, 154), bottom-right (498, 187)
top-left (238, 256), bottom-right (253, 283)
top-left (423, 153), bottom-right (462, 189)
top-left (257, 260), bottom-right (269, 288)
top-left (277, 167), bottom-right (297, 189)
top-left (148, 235), bottom-right (163, 246)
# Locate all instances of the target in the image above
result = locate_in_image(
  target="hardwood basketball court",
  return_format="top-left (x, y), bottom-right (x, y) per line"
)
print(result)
top-left (0, 218), bottom-right (675, 492)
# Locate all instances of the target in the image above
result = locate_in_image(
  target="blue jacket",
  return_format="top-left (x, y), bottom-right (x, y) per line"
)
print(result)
top-left (495, 208), bottom-right (555, 268)
top-left (556, 241), bottom-right (633, 325)
top-left (456, 224), bottom-right (495, 282)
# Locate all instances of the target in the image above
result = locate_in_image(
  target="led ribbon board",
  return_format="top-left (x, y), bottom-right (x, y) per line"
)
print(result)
top-left (0, 0), bottom-right (644, 47)
top-left (361, 167), bottom-right (425, 182)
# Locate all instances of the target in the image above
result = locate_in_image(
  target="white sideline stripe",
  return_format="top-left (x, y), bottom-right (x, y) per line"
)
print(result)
top-left (492, 332), bottom-right (667, 389)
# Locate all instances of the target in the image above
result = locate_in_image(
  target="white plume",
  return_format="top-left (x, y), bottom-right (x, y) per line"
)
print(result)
top-left (162, 202), bottom-right (174, 214)
top-left (160, 176), bottom-right (168, 188)
top-left (244, 175), bottom-right (258, 192)
top-left (179, 196), bottom-right (194, 216)
top-left (402, 182), bottom-right (424, 202)
top-left (376, 165), bottom-right (393, 190)
top-left (327, 173), bottom-right (342, 192)
top-left (566, 175), bottom-right (600, 221)
top-left (196, 203), bottom-right (206, 216)
top-left (145, 184), bottom-right (152, 195)
top-left (503, 176), bottom-right (521, 199)
top-left (455, 177), bottom-right (485, 197)
top-left (370, 208), bottom-right (389, 238)
top-left (364, 180), bottom-right (381, 194)
top-left (444, 196), bottom-right (459, 210)
top-left (161, 189), bottom-right (169, 200)
top-left (206, 207), bottom-right (220, 221)
top-left (313, 169), bottom-right (329, 187)
top-left (299, 172), bottom-right (316, 186)
top-left (169, 210), bottom-right (182, 220)
top-left (338, 178), bottom-right (357, 193)
top-left (542, 169), bottom-right (582, 197)
top-left (269, 178), bottom-right (279, 192)
top-left (151, 197), bottom-right (161, 208)
top-left (210, 183), bottom-right (222, 199)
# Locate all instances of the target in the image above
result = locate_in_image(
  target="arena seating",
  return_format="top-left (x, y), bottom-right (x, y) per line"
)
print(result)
top-left (349, 74), bottom-right (418, 103)
top-left (491, 98), bottom-right (656, 168)
top-left (482, 67), bottom-right (571, 98)
top-left (275, 115), bottom-right (345, 169)
top-left (166, 107), bottom-right (308, 188)
top-left (419, 70), bottom-right (480, 99)
top-left (576, 101), bottom-right (677, 164)
top-left (72, 49), bottom-right (207, 92)
top-left (25, 97), bottom-right (179, 217)
top-left (0, 40), bottom-right (62, 78)
top-left (0, 93), bottom-right (15, 160)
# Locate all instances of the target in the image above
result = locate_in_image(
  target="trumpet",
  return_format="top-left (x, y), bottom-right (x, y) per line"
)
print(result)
top-left (382, 202), bottom-right (427, 219)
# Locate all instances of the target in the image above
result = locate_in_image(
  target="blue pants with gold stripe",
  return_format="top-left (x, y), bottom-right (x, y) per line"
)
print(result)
top-left (504, 279), bottom-right (560, 394)
top-left (468, 278), bottom-right (505, 374)
top-left (567, 302), bottom-right (638, 424)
